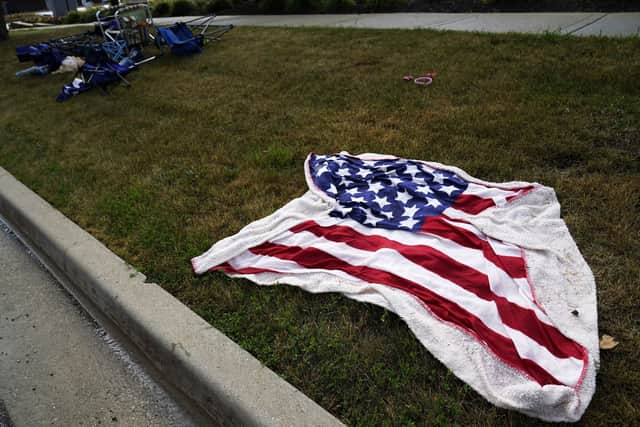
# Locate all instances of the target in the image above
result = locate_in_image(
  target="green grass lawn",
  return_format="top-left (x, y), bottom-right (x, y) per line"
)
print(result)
top-left (1, 27), bottom-right (639, 426)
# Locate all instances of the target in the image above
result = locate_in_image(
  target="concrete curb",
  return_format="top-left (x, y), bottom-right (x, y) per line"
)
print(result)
top-left (0, 167), bottom-right (344, 427)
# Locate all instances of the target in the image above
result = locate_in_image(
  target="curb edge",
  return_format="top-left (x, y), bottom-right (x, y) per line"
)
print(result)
top-left (0, 167), bottom-right (344, 427)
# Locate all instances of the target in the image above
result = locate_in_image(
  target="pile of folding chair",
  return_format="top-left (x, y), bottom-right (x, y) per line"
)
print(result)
top-left (14, 3), bottom-right (233, 102)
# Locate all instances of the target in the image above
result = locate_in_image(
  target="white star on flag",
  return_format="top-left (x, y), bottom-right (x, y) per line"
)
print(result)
top-left (355, 169), bottom-right (370, 178)
top-left (415, 186), bottom-right (433, 196)
top-left (364, 211), bottom-right (382, 226)
top-left (396, 190), bottom-right (413, 204)
top-left (373, 195), bottom-right (390, 209)
top-left (403, 165), bottom-right (421, 177)
top-left (380, 210), bottom-right (394, 219)
top-left (399, 217), bottom-right (420, 229)
top-left (404, 205), bottom-right (420, 218)
top-left (426, 198), bottom-right (442, 208)
top-left (439, 185), bottom-right (459, 196)
top-left (368, 181), bottom-right (385, 193)
top-left (315, 165), bottom-right (330, 176)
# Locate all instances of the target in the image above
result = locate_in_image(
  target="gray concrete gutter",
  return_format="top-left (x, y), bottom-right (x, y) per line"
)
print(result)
top-left (0, 167), bottom-right (344, 427)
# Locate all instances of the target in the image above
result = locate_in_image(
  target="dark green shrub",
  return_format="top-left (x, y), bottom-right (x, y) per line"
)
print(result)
top-left (325, 0), bottom-right (355, 12)
top-left (193, 0), bottom-right (209, 13)
top-left (364, 0), bottom-right (406, 11)
top-left (285, 0), bottom-right (324, 12)
top-left (258, 0), bottom-right (286, 12)
top-left (152, 1), bottom-right (172, 16)
top-left (202, 0), bottom-right (233, 13)
top-left (64, 11), bottom-right (80, 24)
top-left (0, 8), bottom-right (6, 40)
top-left (172, 0), bottom-right (196, 15)
top-left (78, 8), bottom-right (99, 23)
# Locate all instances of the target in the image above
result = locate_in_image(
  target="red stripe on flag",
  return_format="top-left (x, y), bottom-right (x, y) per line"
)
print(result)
top-left (248, 241), bottom-right (569, 387)
top-left (421, 216), bottom-right (527, 279)
top-left (505, 185), bottom-right (535, 202)
top-left (290, 221), bottom-right (585, 362)
top-left (452, 194), bottom-right (496, 215)
top-left (214, 262), bottom-right (279, 275)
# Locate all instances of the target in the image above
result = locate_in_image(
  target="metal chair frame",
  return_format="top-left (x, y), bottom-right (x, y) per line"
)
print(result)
top-left (159, 15), bottom-right (234, 44)
top-left (96, 4), bottom-right (156, 61)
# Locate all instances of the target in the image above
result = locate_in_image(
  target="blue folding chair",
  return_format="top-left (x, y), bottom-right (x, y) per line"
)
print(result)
top-left (157, 22), bottom-right (204, 56)
top-left (156, 16), bottom-right (233, 56)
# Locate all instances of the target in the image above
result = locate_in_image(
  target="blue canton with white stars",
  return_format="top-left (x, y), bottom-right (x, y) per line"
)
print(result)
top-left (309, 154), bottom-right (469, 232)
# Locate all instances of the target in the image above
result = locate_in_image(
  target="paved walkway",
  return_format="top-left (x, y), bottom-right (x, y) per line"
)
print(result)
top-left (16, 13), bottom-right (639, 36)
top-left (153, 13), bottom-right (640, 37)
top-left (0, 221), bottom-right (198, 427)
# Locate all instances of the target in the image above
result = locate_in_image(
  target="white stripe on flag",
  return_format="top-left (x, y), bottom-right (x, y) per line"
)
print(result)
top-left (464, 182), bottom-right (522, 206)
top-left (312, 216), bottom-right (539, 316)
top-left (251, 227), bottom-right (583, 387)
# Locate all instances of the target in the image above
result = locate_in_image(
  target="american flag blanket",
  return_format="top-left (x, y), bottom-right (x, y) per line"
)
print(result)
top-left (192, 152), bottom-right (599, 422)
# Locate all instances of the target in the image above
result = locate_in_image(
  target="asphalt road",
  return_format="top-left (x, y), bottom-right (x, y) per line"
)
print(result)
top-left (0, 220), bottom-right (198, 427)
